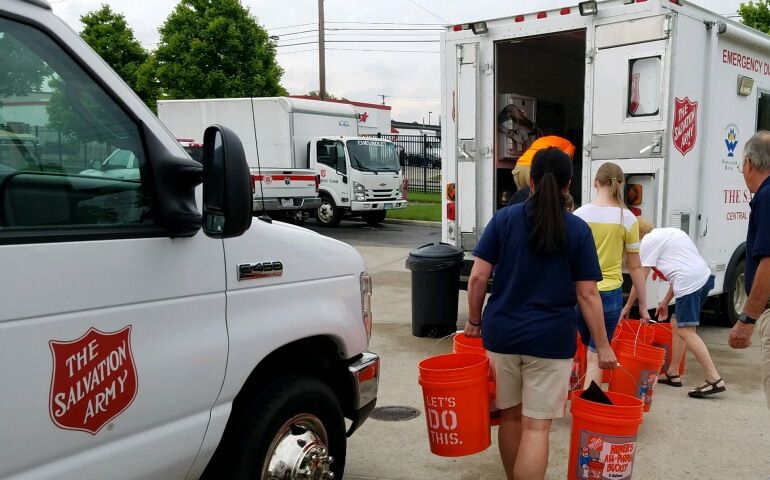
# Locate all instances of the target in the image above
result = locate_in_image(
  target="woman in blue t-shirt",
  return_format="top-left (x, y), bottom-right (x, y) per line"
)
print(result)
top-left (464, 148), bottom-right (617, 480)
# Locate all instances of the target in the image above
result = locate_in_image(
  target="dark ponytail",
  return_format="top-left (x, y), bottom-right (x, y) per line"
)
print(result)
top-left (527, 147), bottom-right (573, 256)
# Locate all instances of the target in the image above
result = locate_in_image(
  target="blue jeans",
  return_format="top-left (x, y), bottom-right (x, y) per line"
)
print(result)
top-left (674, 275), bottom-right (715, 327)
top-left (577, 287), bottom-right (623, 352)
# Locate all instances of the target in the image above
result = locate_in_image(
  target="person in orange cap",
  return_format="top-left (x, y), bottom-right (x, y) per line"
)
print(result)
top-left (513, 135), bottom-right (576, 191)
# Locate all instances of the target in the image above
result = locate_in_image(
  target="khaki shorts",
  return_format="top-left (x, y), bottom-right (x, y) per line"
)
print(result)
top-left (487, 351), bottom-right (572, 420)
top-left (512, 165), bottom-right (531, 191)
top-left (758, 309), bottom-right (770, 410)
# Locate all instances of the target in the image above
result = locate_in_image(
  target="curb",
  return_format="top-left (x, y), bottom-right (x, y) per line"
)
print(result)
top-left (383, 218), bottom-right (441, 228)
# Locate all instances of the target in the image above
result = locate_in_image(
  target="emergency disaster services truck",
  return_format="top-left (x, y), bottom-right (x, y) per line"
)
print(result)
top-left (159, 97), bottom-right (407, 227)
top-left (442, 0), bottom-right (765, 324)
top-left (0, 1), bottom-right (378, 479)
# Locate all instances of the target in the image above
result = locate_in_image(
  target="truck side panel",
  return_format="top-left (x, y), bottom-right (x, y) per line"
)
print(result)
top-left (291, 112), bottom-right (358, 169)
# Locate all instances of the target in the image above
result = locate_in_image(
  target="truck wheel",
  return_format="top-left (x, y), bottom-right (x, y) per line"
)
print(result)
top-left (315, 196), bottom-right (342, 227)
top-left (362, 210), bottom-right (387, 226)
top-left (216, 375), bottom-right (345, 480)
top-left (723, 259), bottom-right (746, 326)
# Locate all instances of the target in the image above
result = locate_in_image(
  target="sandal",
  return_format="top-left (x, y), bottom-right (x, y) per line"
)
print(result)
top-left (688, 378), bottom-right (726, 398)
top-left (658, 373), bottom-right (683, 387)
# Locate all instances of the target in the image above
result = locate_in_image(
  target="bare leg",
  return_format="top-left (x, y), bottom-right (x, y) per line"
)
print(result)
top-left (512, 415), bottom-right (553, 480)
top-left (498, 404), bottom-right (522, 479)
top-left (582, 350), bottom-right (603, 389)
top-left (675, 326), bottom-right (720, 381)
top-left (668, 316), bottom-right (686, 377)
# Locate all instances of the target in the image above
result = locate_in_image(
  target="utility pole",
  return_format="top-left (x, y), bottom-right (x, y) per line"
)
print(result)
top-left (378, 94), bottom-right (387, 105)
top-left (318, 0), bottom-right (326, 100)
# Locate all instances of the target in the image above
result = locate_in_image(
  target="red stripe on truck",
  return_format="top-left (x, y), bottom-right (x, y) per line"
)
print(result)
top-left (251, 175), bottom-right (317, 182)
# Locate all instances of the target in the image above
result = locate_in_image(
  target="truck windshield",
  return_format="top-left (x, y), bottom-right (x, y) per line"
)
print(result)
top-left (346, 140), bottom-right (400, 173)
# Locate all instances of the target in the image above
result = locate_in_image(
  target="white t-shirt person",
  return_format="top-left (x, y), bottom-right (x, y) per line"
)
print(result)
top-left (640, 228), bottom-right (711, 298)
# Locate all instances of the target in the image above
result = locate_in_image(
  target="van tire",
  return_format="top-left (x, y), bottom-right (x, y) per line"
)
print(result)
top-left (722, 258), bottom-right (746, 326)
top-left (212, 375), bottom-right (346, 480)
top-left (315, 195), bottom-right (342, 227)
top-left (362, 210), bottom-right (386, 226)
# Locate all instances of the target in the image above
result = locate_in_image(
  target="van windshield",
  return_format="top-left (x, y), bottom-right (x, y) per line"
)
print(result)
top-left (346, 140), bottom-right (400, 173)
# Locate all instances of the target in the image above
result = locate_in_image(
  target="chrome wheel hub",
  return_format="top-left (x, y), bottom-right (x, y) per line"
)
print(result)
top-left (318, 202), bottom-right (334, 223)
top-left (734, 272), bottom-right (747, 314)
top-left (262, 414), bottom-right (334, 480)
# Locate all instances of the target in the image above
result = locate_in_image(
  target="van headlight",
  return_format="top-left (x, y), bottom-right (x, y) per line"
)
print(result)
top-left (360, 271), bottom-right (372, 340)
top-left (354, 181), bottom-right (366, 201)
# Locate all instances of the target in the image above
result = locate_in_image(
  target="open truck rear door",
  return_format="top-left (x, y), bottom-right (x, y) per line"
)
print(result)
top-left (456, 42), bottom-right (480, 250)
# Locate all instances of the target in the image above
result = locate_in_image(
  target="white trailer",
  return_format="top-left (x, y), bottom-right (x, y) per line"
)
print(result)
top-left (441, 0), bottom-right (764, 324)
top-left (159, 97), bottom-right (406, 227)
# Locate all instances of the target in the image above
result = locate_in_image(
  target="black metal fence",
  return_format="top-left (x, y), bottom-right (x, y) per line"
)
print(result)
top-left (365, 133), bottom-right (441, 194)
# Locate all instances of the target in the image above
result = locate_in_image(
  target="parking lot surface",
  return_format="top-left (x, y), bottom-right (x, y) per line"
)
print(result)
top-left (310, 221), bottom-right (770, 480)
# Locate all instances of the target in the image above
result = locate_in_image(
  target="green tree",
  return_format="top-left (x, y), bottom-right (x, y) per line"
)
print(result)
top-left (154, 0), bottom-right (287, 99)
top-left (0, 33), bottom-right (51, 98)
top-left (740, 1), bottom-right (770, 33)
top-left (79, 5), bottom-right (157, 108)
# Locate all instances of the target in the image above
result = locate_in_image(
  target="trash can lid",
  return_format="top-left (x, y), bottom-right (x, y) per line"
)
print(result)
top-left (408, 242), bottom-right (464, 261)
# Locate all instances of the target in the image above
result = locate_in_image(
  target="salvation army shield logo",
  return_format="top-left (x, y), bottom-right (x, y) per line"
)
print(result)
top-left (49, 326), bottom-right (137, 434)
top-left (672, 97), bottom-right (698, 156)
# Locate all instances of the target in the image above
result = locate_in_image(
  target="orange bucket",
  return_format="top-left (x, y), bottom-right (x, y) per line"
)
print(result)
top-left (568, 391), bottom-right (644, 480)
top-left (651, 322), bottom-right (686, 375)
top-left (570, 335), bottom-right (588, 397)
top-left (418, 353), bottom-right (491, 456)
top-left (601, 321), bottom-right (654, 383)
top-left (452, 333), bottom-right (499, 426)
top-left (615, 320), bottom-right (654, 345)
top-left (608, 340), bottom-right (666, 413)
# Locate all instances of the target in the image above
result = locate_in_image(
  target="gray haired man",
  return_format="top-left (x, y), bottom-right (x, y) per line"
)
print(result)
top-left (728, 131), bottom-right (770, 408)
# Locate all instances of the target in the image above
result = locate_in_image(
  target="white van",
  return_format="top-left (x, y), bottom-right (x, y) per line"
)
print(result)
top-left (0, 1), bottom-right (379, 479)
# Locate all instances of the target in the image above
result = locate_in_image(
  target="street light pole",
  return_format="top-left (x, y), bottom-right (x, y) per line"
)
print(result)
top-left (318, 0), bottom-right (326, 100)
top-left (428, 111), bottom-right (432, 126)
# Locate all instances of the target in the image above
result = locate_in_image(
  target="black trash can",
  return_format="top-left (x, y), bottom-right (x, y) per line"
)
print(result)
top-left (405, 242), bottom-right (464, 338)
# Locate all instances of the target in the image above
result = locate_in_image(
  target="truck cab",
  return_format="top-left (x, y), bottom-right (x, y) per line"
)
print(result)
top-left (0, 2), bottom-right (379, 478)
top-left (311, 136), bottom-right (407, 227)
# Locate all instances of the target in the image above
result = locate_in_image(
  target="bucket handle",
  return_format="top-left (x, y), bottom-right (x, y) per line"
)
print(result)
top-left (425, 331), bottom-right (463, 358)
top-left (572, 363), bottom-right (636, 392)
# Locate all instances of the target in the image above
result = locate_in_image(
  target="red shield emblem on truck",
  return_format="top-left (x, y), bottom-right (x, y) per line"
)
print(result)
top-left (672, 97), bottom-right (698, 156)
top-left (49, 326), bottom-right (138, 434)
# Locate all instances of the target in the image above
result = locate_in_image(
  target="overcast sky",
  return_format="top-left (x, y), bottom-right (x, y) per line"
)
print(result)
top-left (52, 0), bottom-right (744, 123)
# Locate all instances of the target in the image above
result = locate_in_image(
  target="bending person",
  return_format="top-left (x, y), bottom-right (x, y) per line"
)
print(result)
top-left (623, 219), bottom-right (726, 398)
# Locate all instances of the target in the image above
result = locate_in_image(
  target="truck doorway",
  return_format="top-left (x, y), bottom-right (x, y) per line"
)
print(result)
top-left (495, 29), bottom-right (586, 209)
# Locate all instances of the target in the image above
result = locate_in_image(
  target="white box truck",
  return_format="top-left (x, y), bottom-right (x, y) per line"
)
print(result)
top-left (159, 97), bottom-right (407, 227)
top-left (441, 0), bottom-right (763, 324)
top-left (0, 1), bottom-right (378, 478)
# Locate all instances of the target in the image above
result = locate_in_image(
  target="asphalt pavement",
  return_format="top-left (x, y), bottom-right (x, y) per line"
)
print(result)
top-left (307, 221), bottom-right (770, 480)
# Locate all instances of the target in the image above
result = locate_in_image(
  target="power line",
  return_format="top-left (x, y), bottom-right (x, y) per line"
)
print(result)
top-left (266, 22), bottom-right (316, 30)
top-left (277, 32), bottom-right (439, 42)
top-left (272, 28), bottom-right (319, 37)
top-left (277, 39), bottom-right (440, 47)
top-left (277, 47), bottom-right (439, 54)
top-left (327, 27), bottom-right (444, 31)
top-left (405, 0), bottom-right (450, 24)
top-left (327, 21), bottom-right (443, 26)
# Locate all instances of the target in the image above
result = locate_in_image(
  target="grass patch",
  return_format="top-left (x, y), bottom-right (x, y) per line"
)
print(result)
top-left (405, 191), bottom-right (441, 204)
top-left (387, 201), bottom-right (441, 222)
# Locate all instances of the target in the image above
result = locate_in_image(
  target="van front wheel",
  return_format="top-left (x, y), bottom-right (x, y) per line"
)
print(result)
top-left (208, 375), bottom-right (346, 480)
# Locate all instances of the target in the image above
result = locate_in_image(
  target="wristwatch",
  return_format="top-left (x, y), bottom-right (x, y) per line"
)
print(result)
top-left (738, 312), bottom-right (757, 325)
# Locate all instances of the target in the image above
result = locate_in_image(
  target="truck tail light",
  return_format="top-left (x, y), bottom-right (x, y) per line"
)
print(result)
top-left (315, 174), bottom-right (320, 192)
top-left (250, 174), bottom-right (260, 194)
top-left (446, 202), bottom-right (456, 221)
top-left (360, 272), bottom-right (373, 340)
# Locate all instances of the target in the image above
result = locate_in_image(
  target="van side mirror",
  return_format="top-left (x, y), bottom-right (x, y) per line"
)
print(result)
top-left (202, 125), bottom-right (252, 238)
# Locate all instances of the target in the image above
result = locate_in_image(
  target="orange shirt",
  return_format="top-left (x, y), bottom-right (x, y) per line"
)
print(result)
top-left (516, 136), bottom-right (575, 167)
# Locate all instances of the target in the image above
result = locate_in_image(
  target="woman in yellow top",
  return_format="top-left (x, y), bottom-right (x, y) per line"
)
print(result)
top-left (573, 162), bottom-right (650, 389)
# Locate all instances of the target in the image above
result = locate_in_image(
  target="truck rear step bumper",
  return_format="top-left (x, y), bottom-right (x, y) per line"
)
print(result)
top-left (253, 197), bottom-right (322, 212)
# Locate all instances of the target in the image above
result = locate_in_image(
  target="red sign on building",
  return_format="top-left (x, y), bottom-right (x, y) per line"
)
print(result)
top-left (672, 97), bottom-right (698, 156)
top-left (49, 326), bottom-right (138, 434)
